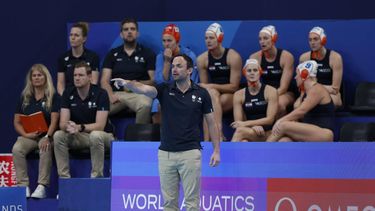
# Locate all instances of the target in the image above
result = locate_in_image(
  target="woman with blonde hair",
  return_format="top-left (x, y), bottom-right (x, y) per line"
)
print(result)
top-left (12, 64), bottom-right (60, 198)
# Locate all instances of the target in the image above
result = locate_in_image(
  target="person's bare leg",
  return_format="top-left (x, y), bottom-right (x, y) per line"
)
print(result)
top-left (152, 105), bottom-right (162, 124)
top-left (331, 93), bottom-right (342, 108)
top-left (204, 88), bottom-right (222, 141)
top-left (278, 136), bottom-right (293, 142)
top-left (274, 121), bottom-right (334, 142)
top-left (231, 127), bottom-right (267, 142)
top-left (276, 92), bottom-right (295, 119)
top-left (219, 93), bottom-right (234, 141)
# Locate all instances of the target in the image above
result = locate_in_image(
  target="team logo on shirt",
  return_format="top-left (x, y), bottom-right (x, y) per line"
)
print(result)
top-left (115, 52), bottom-right (122, 61)
top-left (192, 95), bottom-right (202, 103)
top-left (88, 101), bottom-right (97, 109)
top-left (41, 101), bottom-right (45, 109)
top-left (70, 95), bottom-right (74, 100)
top-left (134, 56), bottom-right (145, 63)
top-left (245, 102), bottom-right (253, 107)
top-left (249, 98), bottom-right (267, 106)
top-left (319, 68), bottom-right (331, 73)
top-left (64, 56), bottom-right (69, 61)
top-left (271, 69), bottom-right (282, 74)
top-left (255, 101), bottom-right (267, 106)
top-left (245, 99), bottom-right (266, 107)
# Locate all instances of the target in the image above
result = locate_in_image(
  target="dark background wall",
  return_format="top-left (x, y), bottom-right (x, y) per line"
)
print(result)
top-left (0, 0), bottom-right (373, 152)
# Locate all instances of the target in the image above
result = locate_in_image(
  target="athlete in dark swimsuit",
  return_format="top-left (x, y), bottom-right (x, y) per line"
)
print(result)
top-left (231, 59), bottom-right (278, 142)
top-left (267, 60), bottom-right (334, 142)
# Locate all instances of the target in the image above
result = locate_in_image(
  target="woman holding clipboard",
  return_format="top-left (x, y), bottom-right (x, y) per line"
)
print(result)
top-left (12, 64), bottom-right (59, 198)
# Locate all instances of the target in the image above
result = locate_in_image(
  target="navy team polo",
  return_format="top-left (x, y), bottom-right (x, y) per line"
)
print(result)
top-left (156, 82), bottom-right (213, 152)
top-left (102, 44), bottom-right (156, 91)
top-left (61, 84), bottom-right (113, 133)
top-left (15, 93), bottom-right (60, 126)
top-left (58, 48), bottom-right (100, 88)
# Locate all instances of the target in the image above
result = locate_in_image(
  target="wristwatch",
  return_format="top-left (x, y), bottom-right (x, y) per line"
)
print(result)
top-left (44, 134), bottom-right (52, 139)
top-left (80, 124), bottom-right (86, 132)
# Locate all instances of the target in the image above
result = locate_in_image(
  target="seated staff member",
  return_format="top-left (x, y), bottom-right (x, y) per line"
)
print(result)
top-left (197, 22), bottom-right (242, 140)
top-left (101, 18), bottom-right (155, 124)
top-left (231, 59), bottom-right (278, 142)
top-left (299, 26), bottom-right (343, 107)
top-left (267, 60), bottom-right (334, 142)
top-left (12, 64), bottom-right (60, 198)
top-left (54, 61), bottom-right (114, 178)
top-left (248, 25), bottom-right (295, 117)
top-left (57, 22), bottom-right (100, 95)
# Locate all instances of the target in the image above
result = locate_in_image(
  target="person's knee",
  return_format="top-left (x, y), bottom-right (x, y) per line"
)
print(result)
top-left (236, 127), bottom-right (249, 135)
top-left (136, 97), bottom-right (152, 111)
top-left (53, 130), bottom-right (68, 143)
top-left (276, 121), bottom-right (289, 135)
top-left (220, 94), bottom-right (232, 104)
top-left (12, 142), bottom-right (24, 156)
top-left (208, 88), bottom-right (220, 99)
top-left (278, 102), bottom-right (287, 114)
top-left (279, 136), bottom-right (292, 142)
top-left (331, 94), bottom-right (343, 108)
top-left (89, 131), bottom-right (105, 146)
top-left (138, 104), bottom-right (152, 112)
top-left (233, 127), bottom-right (253, 141)
top-left (323, 129), bottom-right (334, 142)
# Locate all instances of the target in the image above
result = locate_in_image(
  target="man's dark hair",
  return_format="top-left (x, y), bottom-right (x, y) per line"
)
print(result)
top-left (173, 54), bottom-right (193, 69)
top-left (74, 61), bottom-right (92, 75)
top-left (120, 18), bottom-right (138, 31)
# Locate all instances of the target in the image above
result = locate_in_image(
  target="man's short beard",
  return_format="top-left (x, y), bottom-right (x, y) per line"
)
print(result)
top-left (125, 39), bottom-right (136, 46)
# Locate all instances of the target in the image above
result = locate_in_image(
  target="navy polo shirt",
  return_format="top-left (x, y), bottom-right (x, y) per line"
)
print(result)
top-left (61, 84), bottom-right (113, 133)
top-left (15, 93), bottom-right (60, 126)
top-left (58, 48), bottom-right (100, 88)
top-left (102, 44), bottom-right (156, 91)
top-left (156, 82), bottom-right (213, 152)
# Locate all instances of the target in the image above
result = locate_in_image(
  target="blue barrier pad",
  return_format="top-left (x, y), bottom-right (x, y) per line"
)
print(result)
top-left (58, 178), bottom-right (111, 211)
top-left (0, 187), bottom-right (27, 210)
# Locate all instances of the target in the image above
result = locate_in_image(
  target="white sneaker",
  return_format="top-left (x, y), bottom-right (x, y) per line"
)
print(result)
top-left (31, 184), bottom-right (47, 199)
top-left (26, 186), bottom-right (30, 198)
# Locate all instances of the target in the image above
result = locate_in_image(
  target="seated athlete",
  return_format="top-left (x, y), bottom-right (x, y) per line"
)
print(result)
top-left (152, 23), bottom-right (199, 123)
top-left (197, 22), bottom-right (242, 140)
top-left (299, 26), bottom-right (343, 107)
top-left (231, 59), bottom-right (278, 142)
top-left (267, 60), bottom-right (334, 142)
top-left (248, 25), bottom-right (295, 117)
